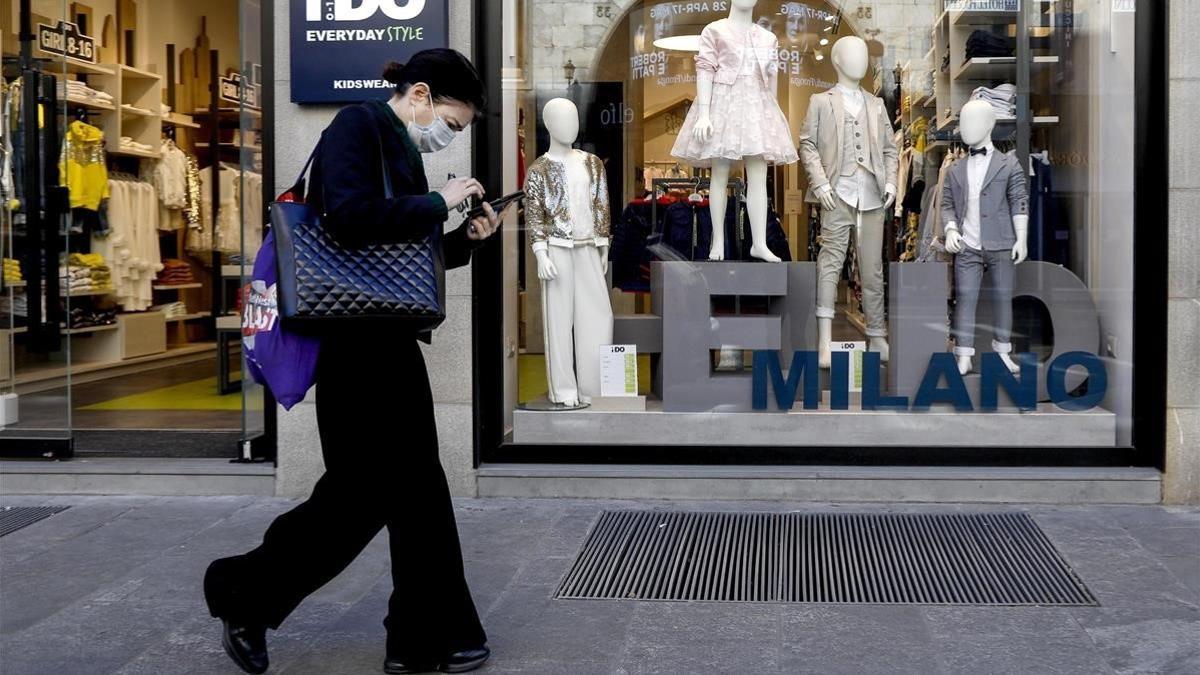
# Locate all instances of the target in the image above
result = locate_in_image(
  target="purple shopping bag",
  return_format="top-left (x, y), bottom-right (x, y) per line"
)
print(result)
top-left (242, 229), bottom-right (320, 410)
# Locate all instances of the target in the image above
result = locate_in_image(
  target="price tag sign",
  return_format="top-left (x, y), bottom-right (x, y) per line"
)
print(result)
top-left (831, 341), bottom-right (867, 393)
top-left (600, 345), bottom-right (638, 397)
top-left (38, 21), bottom-right (96, 64)
top-left (1112, 0), bottom-right (1136, 12)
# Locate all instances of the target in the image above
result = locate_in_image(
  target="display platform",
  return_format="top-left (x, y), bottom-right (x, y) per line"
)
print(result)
top-left (513, 402), bottom-right (1116, 447)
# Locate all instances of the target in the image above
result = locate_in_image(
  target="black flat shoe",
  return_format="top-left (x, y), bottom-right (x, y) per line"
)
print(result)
top-left (221, 620), bottom-right (269, 674)
top-left (436, 647), bottom-right (491, 673)
top-left (383, 647), bottom-right (490, 674)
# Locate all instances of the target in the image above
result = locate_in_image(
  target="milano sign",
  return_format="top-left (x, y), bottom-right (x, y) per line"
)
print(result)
top-left (291, 0), bottom-right (448, 104)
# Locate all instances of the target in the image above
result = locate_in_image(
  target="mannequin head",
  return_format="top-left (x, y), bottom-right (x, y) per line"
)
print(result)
top-left (731, 0), bottom-right (759, 11)
top-left (831, 36), bottom-right (869, 84)
top-left (542, 98), bottom-right (580, 147)
top-left (959, 100), bottom-right (997, 148)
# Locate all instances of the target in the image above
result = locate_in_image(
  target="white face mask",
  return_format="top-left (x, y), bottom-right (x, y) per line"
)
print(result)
top-left (408, 84), bottom-right (456, 153)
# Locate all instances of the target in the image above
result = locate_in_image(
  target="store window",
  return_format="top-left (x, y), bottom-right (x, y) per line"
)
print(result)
top-left (502, 0), bottom-right (1139, 450)
top-left (0, 0), bottom-right (266, 458)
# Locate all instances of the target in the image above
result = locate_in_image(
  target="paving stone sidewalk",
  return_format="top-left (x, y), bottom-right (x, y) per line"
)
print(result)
top-left (0, 495), bottom-right (1198, 674)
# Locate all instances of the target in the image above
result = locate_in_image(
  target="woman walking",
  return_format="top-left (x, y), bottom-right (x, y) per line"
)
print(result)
top-left (204, 49), bottom-right (503, 674)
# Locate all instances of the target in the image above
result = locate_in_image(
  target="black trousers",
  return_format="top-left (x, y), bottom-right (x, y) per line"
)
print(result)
top-left (205, 335), bottom-right (486, 659)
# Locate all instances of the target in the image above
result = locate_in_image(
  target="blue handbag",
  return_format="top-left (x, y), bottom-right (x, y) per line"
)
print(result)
top-left (270, 123), bottom-right (446, 331)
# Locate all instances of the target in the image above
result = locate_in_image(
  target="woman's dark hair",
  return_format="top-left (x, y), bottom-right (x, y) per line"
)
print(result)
top-left (383, 49), bottom-right (487, 121)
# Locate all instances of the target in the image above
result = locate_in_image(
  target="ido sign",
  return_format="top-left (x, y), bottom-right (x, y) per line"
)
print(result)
top-left (291, 0), bottom-right (449, 104)
top-left (38, 21), bottom-right (96, 64)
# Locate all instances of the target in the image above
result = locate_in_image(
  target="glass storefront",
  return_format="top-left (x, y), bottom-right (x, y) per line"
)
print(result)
top-left (0, 0), bottom-right (268, 459)
top-left (497, 0), bottom-right (1144, 454)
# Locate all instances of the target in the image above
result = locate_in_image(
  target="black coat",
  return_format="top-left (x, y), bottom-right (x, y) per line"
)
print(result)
top-left (310, 100), bottom-right (479, 270)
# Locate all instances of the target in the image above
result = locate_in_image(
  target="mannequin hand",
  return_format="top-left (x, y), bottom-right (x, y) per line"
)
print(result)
top-left (883, 185), bottom-right (897, 210)
top-left (692, 115), bottom-right (714, 143)
top-left (534, 249), bottom-right (558, 281)
top-left (817, 185), bottom-right (838, 211)
top-left (1012, 215), bottom-right (1029, 264)
top-left (1012, 240), bottom-right (1028, 264)
top-left (599, 246), bottom-right (610, 274)
top-left (945, 228), bottom-right (964, 254)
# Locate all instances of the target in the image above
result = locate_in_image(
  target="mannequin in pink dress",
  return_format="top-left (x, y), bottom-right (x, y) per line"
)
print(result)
top-left (671, 0), bottom-right (797, 262)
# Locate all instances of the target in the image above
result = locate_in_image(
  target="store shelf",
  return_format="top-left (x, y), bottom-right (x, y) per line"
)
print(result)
top-left (166, 313), bottom-right (208, 323)
top-left (61, 323), bottom-right (118, 335)
top-left (153, 283), bottom-right (202, 291)
top-left (1033, 115), bottom-right (1060, 126)
top-left (4, 281), bottom-right (28, 289)
top-left (59, 60), bottom-right (114, 77)
top-left (192, 107), bottom-right (263, 119)
top-left (196, 142), bottom-right (263, 153)
top-left (954, 55), bottom-right (1059, 81)
top-left (65, 95), bottom-right (115, 111)
top-left (1, 326), bottom-right (28, 334)
top-left (162, 114), bottom-right (201, 129)
top-left (221, 264), bottom-right (252, 278)
top-left (120, 104), bottom-right (159, 118)
top-left (119, 64), bottom-right (161, 80)
top-left (108, 147), bottom-right (161, 159)
top-left (950, 8), bottom-right (1021, 26)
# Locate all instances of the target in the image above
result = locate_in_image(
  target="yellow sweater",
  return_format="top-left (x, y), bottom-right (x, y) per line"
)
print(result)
top-left (60, 121), bottom-right (111, 211)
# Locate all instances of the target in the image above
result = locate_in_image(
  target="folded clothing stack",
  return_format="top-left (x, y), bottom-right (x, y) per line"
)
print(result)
top-left (119, 137), bottom-right (156, 154)
top-left (155, 259), bottom-right (196, 286)
top-left (0, 294), bottom-right (28, 318)
top-left (965, 30), bottom-right (1013, 59)
top-left (970, 84), bottom-right (1017, 119)
top-left (64, 252), bottom-right (114, 294)
top-left (66, 306), bottom-right (117, 329)
top-left (58, 79), bottom-right (115, 106)
top-left (150, 301), bottom-right (190, 319)
top-left (3, 258), bottom-right (22, 284)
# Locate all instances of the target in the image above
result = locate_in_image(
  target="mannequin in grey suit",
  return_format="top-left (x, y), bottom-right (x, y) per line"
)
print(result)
top-left (942, 100), bottom-right (1030, 375)
top-left (798, 36), bottom-right (898, 369)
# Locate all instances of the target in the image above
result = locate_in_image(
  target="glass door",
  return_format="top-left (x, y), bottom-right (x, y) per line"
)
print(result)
top-left (0, 0), bottom-right (75, 458)
top-left (236, 0), bottom-right (267, 459)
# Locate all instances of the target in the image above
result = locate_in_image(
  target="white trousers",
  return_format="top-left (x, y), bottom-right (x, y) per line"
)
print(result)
top-left (541, 245), bottom-right (614, 404)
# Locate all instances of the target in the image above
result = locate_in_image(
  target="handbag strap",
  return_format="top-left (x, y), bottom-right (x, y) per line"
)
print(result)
top-left (298, 105), bottom-right (395, 207)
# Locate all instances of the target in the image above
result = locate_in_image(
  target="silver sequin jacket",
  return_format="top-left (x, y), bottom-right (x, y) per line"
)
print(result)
top-left (524, 151), bottom-right (611, 251)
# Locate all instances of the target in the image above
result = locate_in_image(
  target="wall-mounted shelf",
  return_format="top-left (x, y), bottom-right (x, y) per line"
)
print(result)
top-left (166, 313), bottom-right (207, 323)
top-left (120, 104), bottom-right (159, 118)
top-left (954, 55), bottom-right (1059, 81)
top-left (61, 60), bottom-right (114, 77)
top-left (153, 283), bottom-right (203, 291)
top-left (119, 64), bottom-right (161, 80)
top-left (109, 147), bottom-right (161, 159)
top-left (196, 142), bottom-right (263, 153)
top-left (62, 324), bottom-right (118, 335)
top-left (950, 9), bottom-right (1021, 26)
top-left (65, 96), bottom-right (115, 111)
top-left (162, 114), bottom-right (201, 129)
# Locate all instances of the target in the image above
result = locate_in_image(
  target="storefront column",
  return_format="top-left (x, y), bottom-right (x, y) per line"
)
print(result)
top-left (1165, 1), bottom-right (1200, 505)
top-left (273, 0), bottom-right (480, 498)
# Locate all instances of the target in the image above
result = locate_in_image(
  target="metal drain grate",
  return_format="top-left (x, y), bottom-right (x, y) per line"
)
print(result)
top-left (0, 506), bottom-right (69, 538)
top-left (556, 511), bottom-right (1096, 606)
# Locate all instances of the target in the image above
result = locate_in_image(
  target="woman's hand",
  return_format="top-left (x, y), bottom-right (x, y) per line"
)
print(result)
top-left (465, 201), bottom-right (507, 241)
top-left (438, 177), bottom-right (485, 211)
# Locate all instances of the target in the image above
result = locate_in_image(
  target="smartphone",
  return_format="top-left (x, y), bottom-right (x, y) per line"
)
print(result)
top-left (466, 191), bottom-right (525, 220)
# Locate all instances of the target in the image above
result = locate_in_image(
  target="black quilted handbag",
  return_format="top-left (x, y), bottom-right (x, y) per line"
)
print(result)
top-left (271, 127), bottom-right (445, 332)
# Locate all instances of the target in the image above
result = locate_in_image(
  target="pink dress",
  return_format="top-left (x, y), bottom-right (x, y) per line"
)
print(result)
top-left (672, 19), bottom-right (799, 168)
